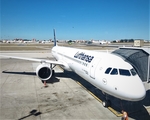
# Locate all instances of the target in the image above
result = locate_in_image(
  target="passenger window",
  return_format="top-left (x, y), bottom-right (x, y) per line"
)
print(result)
top-left (130, 68), bottom-right (137, 76)
top-left (105, 67), bottom-right (112, 74)
top-left (110, 68), bottom-right (118, 75)
top-left (119, 69), bottom-right (131, 76)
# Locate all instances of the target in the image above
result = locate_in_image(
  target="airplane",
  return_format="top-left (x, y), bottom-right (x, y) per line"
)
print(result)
top-left (99, 40), bottom-right (108, 44)
top-left (0, 29), bottom-right (146, 107)
top-left (91, 40), bottom-right (110, 44)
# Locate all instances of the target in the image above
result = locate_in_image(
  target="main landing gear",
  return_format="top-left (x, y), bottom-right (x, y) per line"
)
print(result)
top-left (51, 64), bottom-right (56, 76)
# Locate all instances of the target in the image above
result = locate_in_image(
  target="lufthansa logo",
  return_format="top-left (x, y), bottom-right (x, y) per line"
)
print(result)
top-left (74, 52), bottom-right (94, 63)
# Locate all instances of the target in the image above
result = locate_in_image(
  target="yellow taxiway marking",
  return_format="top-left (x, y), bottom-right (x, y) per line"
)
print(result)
top-left (76, 81), bottom-right (123, 117)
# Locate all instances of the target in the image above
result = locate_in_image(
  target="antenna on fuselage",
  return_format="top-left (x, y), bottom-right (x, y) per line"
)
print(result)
top-left (53, 29), bottom-right (57, 46)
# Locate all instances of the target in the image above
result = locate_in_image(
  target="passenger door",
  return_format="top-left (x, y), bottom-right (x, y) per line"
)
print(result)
top-left (90, 58), bottom-right (100, 79)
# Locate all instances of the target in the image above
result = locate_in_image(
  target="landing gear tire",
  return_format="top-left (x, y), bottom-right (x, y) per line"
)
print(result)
top-left (102, 100), bottom-right (111, 107)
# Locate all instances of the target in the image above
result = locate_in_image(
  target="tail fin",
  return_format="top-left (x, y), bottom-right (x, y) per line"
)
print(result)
top-left (53, 29), bottom-right (57, 46)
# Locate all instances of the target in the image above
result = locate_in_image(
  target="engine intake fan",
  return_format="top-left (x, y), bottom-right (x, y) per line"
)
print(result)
top-left (36, 64), bottom-right (52, 81)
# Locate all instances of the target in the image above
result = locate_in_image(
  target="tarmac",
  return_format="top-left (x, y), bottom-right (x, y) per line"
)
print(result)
top-left (0, 50), bottom-right (150, 120)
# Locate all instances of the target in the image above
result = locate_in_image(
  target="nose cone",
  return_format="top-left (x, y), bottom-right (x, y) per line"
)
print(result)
top-left (128, 83), bottom-right (146, 101)
top-left (119, 77), bottom-right (146, 101)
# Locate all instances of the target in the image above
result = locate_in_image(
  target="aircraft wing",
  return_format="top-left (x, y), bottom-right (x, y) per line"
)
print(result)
top-left (0, 55), bottom-right (64, 66)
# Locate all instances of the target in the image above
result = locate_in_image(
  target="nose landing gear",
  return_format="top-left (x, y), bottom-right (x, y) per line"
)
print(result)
top-left (102, 100), bottom-right (111, 107)
top-left (102, 92), bottom-right (111, 107)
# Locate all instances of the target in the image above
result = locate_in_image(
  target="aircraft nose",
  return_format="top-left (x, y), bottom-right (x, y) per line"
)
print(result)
top-left (125, 79), bottom-right (146, 101)
top-left (132, 85), bottom-right (146, 101)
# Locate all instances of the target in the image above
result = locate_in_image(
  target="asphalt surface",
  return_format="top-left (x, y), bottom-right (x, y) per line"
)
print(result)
top-left (0, 51), bottom-right (150, 120)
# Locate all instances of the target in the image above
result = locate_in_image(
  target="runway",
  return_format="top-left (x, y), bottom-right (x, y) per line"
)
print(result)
top-left (0, 50), bottom-right (150, 120)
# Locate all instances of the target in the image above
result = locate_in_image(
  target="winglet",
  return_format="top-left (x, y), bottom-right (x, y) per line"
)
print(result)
top-left (53, 29), bottom-right (57, 46)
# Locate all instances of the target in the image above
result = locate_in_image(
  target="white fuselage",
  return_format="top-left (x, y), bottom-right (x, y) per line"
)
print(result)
top-left (52, 46), bottom-right (146, 101)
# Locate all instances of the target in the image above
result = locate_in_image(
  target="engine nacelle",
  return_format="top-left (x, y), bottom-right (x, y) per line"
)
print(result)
top-left (36, 63), bottom-right (52, 81)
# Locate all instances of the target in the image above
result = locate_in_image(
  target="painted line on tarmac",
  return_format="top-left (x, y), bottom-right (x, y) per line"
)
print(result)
top-left (76, 81), bottom-right (123, 117)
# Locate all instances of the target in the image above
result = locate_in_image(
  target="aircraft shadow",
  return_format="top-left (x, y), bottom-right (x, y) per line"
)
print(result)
top-left (2, 70), bottom-right (73, 84)
top-left (2, 71), bottom-right (69, 78)
top-left (63, 70), bottom-right (150, 120)
top-left (2, 71), bottom-right (36, 76)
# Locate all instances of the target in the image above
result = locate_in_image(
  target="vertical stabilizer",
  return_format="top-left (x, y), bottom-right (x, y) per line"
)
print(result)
top-left (53, 29), bottom-right (57, 46)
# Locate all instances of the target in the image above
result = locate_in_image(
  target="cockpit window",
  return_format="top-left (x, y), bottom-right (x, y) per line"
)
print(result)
top-left (105, 67), bottom-right (112, 74)
top-left (106, 68), bottom-right (136, 76)
top-left (119, 69), bottom-right (131, 76)
top-left (130, 68), bottom-right (137, 76)
top-left (110, 68), bottom-right (118, 75)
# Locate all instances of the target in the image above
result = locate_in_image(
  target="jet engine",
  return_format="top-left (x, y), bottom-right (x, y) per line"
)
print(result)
top-left (36, 63), bottom-right (52, 81)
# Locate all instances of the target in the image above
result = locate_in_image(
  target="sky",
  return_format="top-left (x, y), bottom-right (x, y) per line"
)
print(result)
top-left (1, 0), bottom-right (149, 40)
